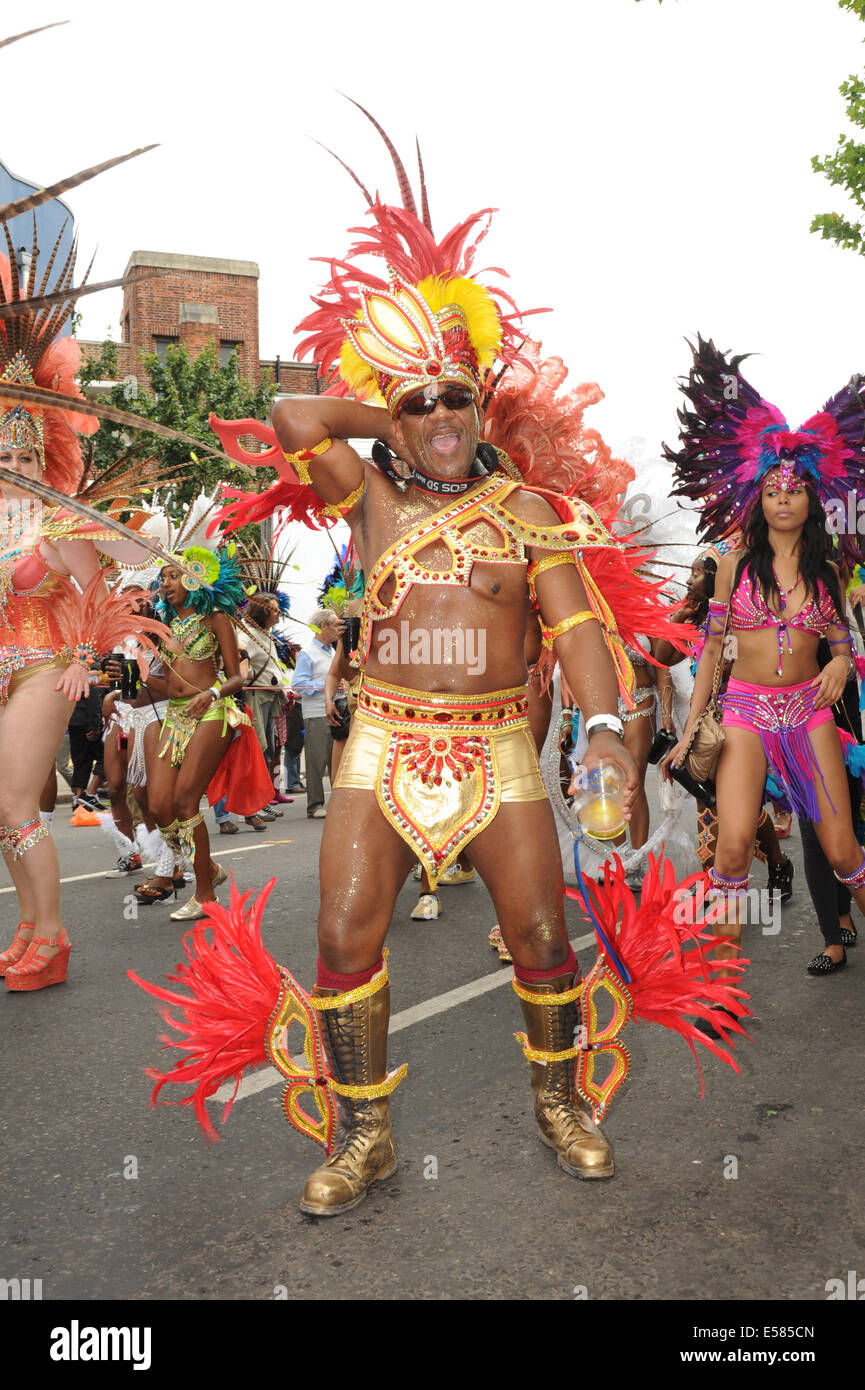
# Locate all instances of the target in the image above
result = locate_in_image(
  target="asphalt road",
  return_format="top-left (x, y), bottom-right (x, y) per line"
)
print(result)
top-left (1, 789), bottom-right (863, 1304)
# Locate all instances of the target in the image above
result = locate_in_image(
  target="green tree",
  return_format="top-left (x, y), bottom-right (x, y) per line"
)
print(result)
top-left (806, 1), bottom-right (865, 255)
top-left (78, 339), bottom-right (276, 523)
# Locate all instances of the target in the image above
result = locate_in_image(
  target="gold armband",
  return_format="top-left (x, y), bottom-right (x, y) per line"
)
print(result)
top-left (526, 551), bottom-right (576, 599)
top-left (282, 436), bottom-right (334, 486)
top-left (322, 478), bottom-right (366, 518)
top-left (540, 610), bottom-right (598, 650)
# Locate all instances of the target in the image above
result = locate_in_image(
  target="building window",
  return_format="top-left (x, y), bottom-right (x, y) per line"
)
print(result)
top-left (153, 335), bottom-right (178, 364)
top-left (219, 340), bottom-right (241, 368)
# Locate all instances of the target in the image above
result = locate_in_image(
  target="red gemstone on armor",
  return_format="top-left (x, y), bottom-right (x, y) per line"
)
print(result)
top-left (406, 709), bottom-right (415, 718)
top-left (382, 702), bottom-right (389, 712)
top-left (427, 362), bottom-right (442, 376)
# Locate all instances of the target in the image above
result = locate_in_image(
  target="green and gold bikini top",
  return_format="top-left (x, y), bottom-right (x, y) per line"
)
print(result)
top-left (161, 612), bottom-right (220, 665)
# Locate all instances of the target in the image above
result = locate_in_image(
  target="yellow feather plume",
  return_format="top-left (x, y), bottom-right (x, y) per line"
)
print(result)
top-left (338, 337), bottom-right (384, 405)
top-left (417, 275), bottom-right (502, 371)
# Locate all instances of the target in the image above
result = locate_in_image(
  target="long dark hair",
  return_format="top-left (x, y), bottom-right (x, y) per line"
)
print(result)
top-left (734, 486), bottom-right (844, 618)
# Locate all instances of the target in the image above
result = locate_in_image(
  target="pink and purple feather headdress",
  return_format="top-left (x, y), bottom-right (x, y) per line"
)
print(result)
top-left (664, 336), bottom-right (865, 567)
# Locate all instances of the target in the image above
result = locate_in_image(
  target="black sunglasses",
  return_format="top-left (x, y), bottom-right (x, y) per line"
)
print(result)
top-left (399, 386), bottom-right (476, 417)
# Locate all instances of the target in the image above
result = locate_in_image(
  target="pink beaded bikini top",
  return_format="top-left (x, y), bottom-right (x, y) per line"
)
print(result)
top-left (728, 570), bottom-right (838, 635)
top-left (708, 566), bottom-right (842, 677)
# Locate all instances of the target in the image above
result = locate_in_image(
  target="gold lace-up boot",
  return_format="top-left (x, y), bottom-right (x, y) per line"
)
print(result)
top-left (300, 972), bottom-right (400, 1217)
top-left (514, 971), bottom-right (614, 1179)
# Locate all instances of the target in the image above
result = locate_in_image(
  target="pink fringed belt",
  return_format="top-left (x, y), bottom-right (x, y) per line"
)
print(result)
top-left (721, 677), bottom-right (836, 821)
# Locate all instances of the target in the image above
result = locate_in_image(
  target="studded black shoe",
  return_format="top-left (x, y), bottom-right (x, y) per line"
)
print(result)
top-left (767, 856), bottom-right (794, 903)
top-left (806, 949), bottom-right (847, 975)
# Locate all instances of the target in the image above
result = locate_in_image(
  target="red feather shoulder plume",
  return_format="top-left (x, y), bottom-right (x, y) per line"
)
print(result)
top-left (482, 340), bottom-right (635, 522)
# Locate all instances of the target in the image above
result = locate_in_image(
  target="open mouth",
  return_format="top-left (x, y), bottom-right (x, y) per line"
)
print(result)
top-left (427, 429), bottom-right (462, 457)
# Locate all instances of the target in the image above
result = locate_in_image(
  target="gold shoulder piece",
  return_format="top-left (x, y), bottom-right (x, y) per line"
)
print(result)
top-left (484, 493), bottom-right (613, 551)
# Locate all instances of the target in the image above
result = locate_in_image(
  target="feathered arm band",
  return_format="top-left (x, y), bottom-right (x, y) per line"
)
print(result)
top-left (52, 573), bottom-right (169, 671)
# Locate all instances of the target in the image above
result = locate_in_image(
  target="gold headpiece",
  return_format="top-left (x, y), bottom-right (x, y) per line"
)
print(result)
top-left (339, 272), bottom-right (498, 415)
top-left (0, 350), bottom-right (44, 457)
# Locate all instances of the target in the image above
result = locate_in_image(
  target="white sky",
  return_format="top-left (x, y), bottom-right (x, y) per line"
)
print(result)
top-left (8, 0), bottom-right (865, 619)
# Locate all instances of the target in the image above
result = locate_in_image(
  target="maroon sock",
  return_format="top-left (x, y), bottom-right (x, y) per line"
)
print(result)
top-left (513, 946), bottom-right (578, 984)
top-left (316, 956), bottom-right (383, 991)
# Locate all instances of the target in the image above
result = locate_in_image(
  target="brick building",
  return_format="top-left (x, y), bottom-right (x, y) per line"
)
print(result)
top-left (78, 249), bottom-right (321, 397)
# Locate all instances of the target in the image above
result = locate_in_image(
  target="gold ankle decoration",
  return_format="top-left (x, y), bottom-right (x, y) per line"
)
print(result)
top-left (176, 812), bottom-right (204, 860)
top-left (513, 971), bottom-right (616, 1180)
top-left (157, 820), bottom-right (181, 855)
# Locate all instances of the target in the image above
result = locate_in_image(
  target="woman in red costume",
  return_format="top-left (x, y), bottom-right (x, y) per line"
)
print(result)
top-left (664, 339), bottom-right (865, 1013)
top-left (0, 241), bottom-right (164, 990)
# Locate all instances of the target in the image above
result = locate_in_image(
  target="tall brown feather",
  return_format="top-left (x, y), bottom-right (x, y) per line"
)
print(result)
top-left (0, 22), bottom-right (69, 50)
top-left (0, 382), bottom-right (254, 474)
top-left (0, 271), bottom-right (162, 320)
top-left (0, 146), bottom-right (159, 223)
top-left (341, 96), bottom-right (417, 216)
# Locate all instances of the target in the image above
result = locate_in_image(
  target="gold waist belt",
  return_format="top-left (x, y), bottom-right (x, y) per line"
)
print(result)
top-left (356, 677), bottom-right (529, 733)
top-left (339, 678), bottom-right (543, 886)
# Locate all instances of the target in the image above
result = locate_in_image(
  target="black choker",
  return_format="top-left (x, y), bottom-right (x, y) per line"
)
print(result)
top-left (371, 440), bottom-right (491, 494)
top-left (408, 457), bottom-right (488, 495)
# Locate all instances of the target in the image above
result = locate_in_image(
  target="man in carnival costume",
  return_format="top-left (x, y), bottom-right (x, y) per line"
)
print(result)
top-left (133, 115), bottom-right (751, 1214)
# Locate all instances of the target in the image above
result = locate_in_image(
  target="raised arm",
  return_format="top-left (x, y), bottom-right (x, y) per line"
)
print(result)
top-left (271, 396), bottom-right (410, 510)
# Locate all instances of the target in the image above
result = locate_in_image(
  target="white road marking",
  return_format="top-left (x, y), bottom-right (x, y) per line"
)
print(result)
top-left (211, 930), bottom-right (597, 1107)
top-left (0, 839), bottom-right (293, 894)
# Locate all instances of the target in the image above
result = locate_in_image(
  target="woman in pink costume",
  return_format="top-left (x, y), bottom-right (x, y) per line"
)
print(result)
top-left (663, 338), bottom-right (865, 1009)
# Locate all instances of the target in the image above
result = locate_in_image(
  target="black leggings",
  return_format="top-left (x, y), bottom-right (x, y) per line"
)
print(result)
top-left (68, 726), bottom-right (101, 791)
top-left (798, 771), bottom-right (858, 947)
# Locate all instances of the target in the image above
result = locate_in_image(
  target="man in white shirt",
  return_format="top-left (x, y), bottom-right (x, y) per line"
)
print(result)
top-left (291, 610), bottom-right (343, 818)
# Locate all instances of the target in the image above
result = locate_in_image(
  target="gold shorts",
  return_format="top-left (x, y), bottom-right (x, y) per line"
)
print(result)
top-left (333, 676), bottom-right (546, 887)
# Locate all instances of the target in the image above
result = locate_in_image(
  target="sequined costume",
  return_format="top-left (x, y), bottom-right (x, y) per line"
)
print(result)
top-left (0, 220), bottom-right (174, 990)
top-left (336, 678), bottom-right (546, 886)
top-left (133, 111), bottom-right (739, 1213)
top-left (153, 553), bottom-right (273, 828)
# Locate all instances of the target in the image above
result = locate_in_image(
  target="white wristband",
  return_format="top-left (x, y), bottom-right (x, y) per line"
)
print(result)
top-left (585, 713), bottom-right (625, 740)
top-left (208, 684), bottom-right (221, 700)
